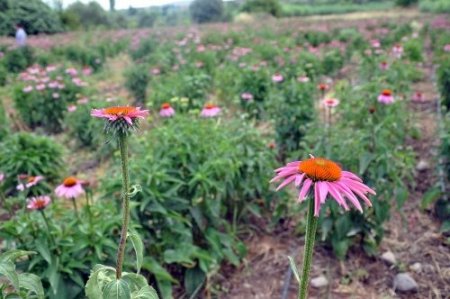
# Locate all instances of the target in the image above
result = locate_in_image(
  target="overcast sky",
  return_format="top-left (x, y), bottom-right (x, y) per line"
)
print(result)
top-left (46, 0), bottom-right (191, 10)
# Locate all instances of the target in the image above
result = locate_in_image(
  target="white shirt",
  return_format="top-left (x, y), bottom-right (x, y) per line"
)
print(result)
top-left (16, 28), bottom-right (27, 46)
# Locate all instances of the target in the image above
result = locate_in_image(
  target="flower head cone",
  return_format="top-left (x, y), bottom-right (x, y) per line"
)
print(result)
top-left (201, 103), bottom-right (221, 118)
top-left (55, 176), bottom-right (85, 199)
top-left (271, 156), bottom-right (375, 217)
top-left (17, 175), bottom-right (44, 191)
top-left (27, 195), bottom-right (51, 210)
top-left (378, 89), bottom-right (395, 105)
top-left (91, 106), bottom-right (149, 135)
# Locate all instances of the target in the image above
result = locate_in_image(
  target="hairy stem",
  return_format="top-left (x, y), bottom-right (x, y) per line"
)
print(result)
top-left (298, 197), bottom-right (319, 299)
top-left (115, 134), bottom-right (130, 279)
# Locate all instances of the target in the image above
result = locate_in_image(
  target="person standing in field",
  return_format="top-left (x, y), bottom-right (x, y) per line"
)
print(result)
top-left (15, 24), bottom-right (27, 47)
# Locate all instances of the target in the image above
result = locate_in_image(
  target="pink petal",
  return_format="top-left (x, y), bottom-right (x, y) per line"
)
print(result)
top-left (314, 182), bottom-right (321, 216)
top-left (275, 175), bottom-right (296, 191)
top-left (298, 178), bottom-right (312, 202)
top-left (327, 183), bottom-right (349, 210)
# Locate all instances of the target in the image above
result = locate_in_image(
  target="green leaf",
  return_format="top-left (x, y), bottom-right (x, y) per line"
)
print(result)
top-left (131, 285), bottom-right (159, 299)
top-left (287, 256), bottom-right (300, 284)
top-left (18, 273), bottom-right (45, 299)
top-left (121, 273), bottom-right (147, 290)
top-left (184, 267), bottom-right (205, 297)
top-left (0, 250), bottom-right (35, 263)
top-left (155, 277), bottom-right (173, 299)
top-left (127, 230), bottom-right (143, 274)
top-left (103, 279), bottom-right (131, 299)
top-left (35, 240), bottom-right (51, 264)
top-left (421, 187), bottom-right (441, 210)
top-left (0, 260), bottom-right (20, 291)
top-left (85, 265), bottom-right (116, 299)
top-left (141, 258), bottom-right (176, 283)
top-left (359, 152), bottom-right (374, 175)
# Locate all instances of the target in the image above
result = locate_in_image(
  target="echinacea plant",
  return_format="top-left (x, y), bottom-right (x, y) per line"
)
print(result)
top-left (271, 155), bottom-right (375, 299)
top-left (86, 106), bottom-right (158, 299)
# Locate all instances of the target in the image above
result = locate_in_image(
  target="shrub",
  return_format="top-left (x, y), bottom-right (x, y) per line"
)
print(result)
top-left (101, 116), bottom-right (276, 296)
top-left (190, 0), bottom-right (224, 23)
top-left (13, 66), bottom-right (85, 133)
top-left (437, 57), bottom-right (450, 109)
top-left (124, 64), bottom-right (150, 104)
top-left (65, 1), bottom-right (110, 29)
top-left (0, 132), bottom-right (64, 194)
top-left (3, 46), bottom-right (34, 73)
top-left (404, 38), bottom-right (423, 62)
top-left (129, 37), bottom-right (157, 61)
top-left (321, 49), bottom-right (344, 75)
top-left (241, 0), bottom-right (282, 17)
top-left (395, 0), bottom-right (418, 7)
top-left (419, 0), bottom-right (450, 13)
top-left (61, 45), bottom-right (104, 72)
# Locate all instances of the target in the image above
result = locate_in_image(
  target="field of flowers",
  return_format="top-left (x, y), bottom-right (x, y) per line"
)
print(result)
top-left (0, 11), bottom-right (449, 299)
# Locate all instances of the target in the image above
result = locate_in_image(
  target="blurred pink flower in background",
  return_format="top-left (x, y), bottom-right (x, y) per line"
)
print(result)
top-left (36, 84), bottom-right (46, 91)
top-left (55, 177), bottom-right (85, 199)
top-left (82, 67), bottom-right (92, 76)
top-left (412, 91), bottom-right (425, 102)
top-left (444, 44), bottom-right (450, 52)
top-left (159, 103), bottom-right (175, 117)
top-left (379, 61), bottom-right (389, 71)
top-left (371, 39), bottom-right (381, 48)
top-left (201, 103), bottom-right (221, 118)
top-left (241, 92), bottom-right (254, 101)
top-left (272, 73), bottom-right (284, 83)
top-left (23, 85), bottom-right (33, 93)
top-left (392, 44), bottom-right (403, 58)
top-left (17, 175), bottom-right (44, 191)
top-left (68, 105), bottom-right (77, 112)
top-left (322, 98), bottom-right (340, 108)
top-left (52, 93), bottom-right (59, 99)
top-left (0, 173), bottom-right (4, 183)
top-left (27, 195), bottom-right (51, 210)
top-left (66, 68), bottom-right (78, 76)
top-left (378, 89), bottom-right (395, 104)
top-left (297, 75), bottom-right (310, 83)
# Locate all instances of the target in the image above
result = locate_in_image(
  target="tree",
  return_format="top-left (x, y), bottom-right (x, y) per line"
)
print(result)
top-left (109, 0), bottom-right (115, 11)
top-left (65, 1), bottom-right (110, 29)
top-left (189, 0), bottom-right (224, 24)
top-left (0, 0), bottom-right (63, 36)
top-left (241, 0), bottom-right (282, 17)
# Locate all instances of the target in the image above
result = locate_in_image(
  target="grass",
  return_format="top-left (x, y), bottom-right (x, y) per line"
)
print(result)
top-left (281, 1), bottom-right (396, 17)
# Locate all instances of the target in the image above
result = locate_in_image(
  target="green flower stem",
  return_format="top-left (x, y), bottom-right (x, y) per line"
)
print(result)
top-left (71, 197), bottom-right (79, 220)
top-left (115, 133), bottom-right (130, 279)
top-left (40, 210), bottom-right (56, 247)
top-left (298, 197), bottom-right (319, 299)
top-left (85, 191), bottom-right (93, 232)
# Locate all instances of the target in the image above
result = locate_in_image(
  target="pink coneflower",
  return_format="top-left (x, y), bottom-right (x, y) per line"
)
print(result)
top-left (444, 44), bottom-right (450, 52)
top-left (272, 73), bottom-right (284, 83)
top-left (371, 39), bottom-right (381, 48)
top-left (322, 98), bottom-right (340, 108)
top-left (66, 68), bottom-right (78, 76)
top-left (392, 44), bottom-right (403, 58)
top-left (151, 68), bottom-right (161, 75)
top-left (378, 89), bottom-right (395, 104)
top-left (317, 83), bottom-right (329, 92)
top-left (52, 93), bottom-right (59, 99)
top-left (68, 105), bottom-right (77, 112)
top-left (46, 65), bottom-right (57, 72)
top-left (17, 175), bottom-right (44, 191)
top-left (271, 155), bottom-right (375, 216)
top-left (91, 106), bottom-right (149, 125)
top-left (36, 84), bottom-right (46, 91)
top-left (27, 195), bottom-right (51, 210)
top-left (55, 177), bottom-right (85, 199)
top-left (379, 61), bottom-right (389, 71)
top-left (200, 103), bottom-right (221, 118)
top-left (83, 67), bottom-right (92, 76)
top-left (48, 81), bottom-right (59, 89)
top-left (0, 173), bottom-right (4, 183)
top-left (159, 103), bottom-right (175, 117)
top-left (195, 61), bottom-right (204, 68)
top-left (412, 91), bottom-right (424, 102)
top-left (297, 75), bottom-right (310, 83)
top-left (241, 92), bottom-right (254, 101)
top-left (23, 85), bottom-right (33, 93)
top-left (77, 97), bottom-right (89, 104)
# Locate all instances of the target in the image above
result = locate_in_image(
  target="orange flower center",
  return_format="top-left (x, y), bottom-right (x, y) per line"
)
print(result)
top-left (382, 89), bottom-right (392, 96)
top-left (299, 158), bottom-right (342, 182)
top-left (103, 106), bottom-right (136, 116)
top-left (63, 177), bottom-right (78, 187)
top-left (205, 103), bottom-right (216, 109)
top-left (34, 198), bottom-right (47, 209)
top-left (161, 103), bottom-right (171, 109)
top-left (27, 176), bottom-right (36, 183)
top-left (318, 84), bottom-right (328, 91)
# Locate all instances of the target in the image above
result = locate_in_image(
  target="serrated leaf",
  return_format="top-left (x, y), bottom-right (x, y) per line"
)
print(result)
top-left (103, 279), bottom-right (131, 299)
top-left (131, 285), bottom-right (159, 299)
top-left (287, 256), bottom-right (300, 284)
top-left (121, 273), bottom-right (147, 290)
top-left (0, 260), bottom-right (20, 291)
top-left (85, 265), bottom-right (116, 299)
top-left (18, 273), bottom-right (44, 299)
top-left (128, 230), bottom-right (144, 274)
top-left (0, 250), bottom-right (35, 263)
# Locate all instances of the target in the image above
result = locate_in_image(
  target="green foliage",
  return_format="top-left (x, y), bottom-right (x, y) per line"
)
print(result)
top-left (438, 57), bottom-right (450, 109)
top-left (130, 37), bottom-right (157, 61)
top-left (101, 116), bottom-right (275, 294)
top-left (2, 46), bottom-right (35, 73)
top-left (395, 0), bottom-right (418, 7)
top-left (125, 64), bottom-right (150, 104)
top-left (321, 49), bottom-right (344, 75)
top-left (281, 1), bottom-right (394, 17)
top-left (404, 38), bottom-right (423, 62)
top-left (241, 0), bottom-right (282, 17)
top-left (0, 0), bottom-right (63, 35)
top-left (1, 200), bottom-right (121, 298)
top-left (419, 0), bottom-right (450, 13)
top-left (0, 132), bottom-right (63, 193)
top-left (0, 64), bottom-right (7, 86)
top-left (65, 1), bottom-right (110, 29)
top-left (0, 250), bottom-right (44, 299)
top-left (0, 99), bottom-right (8, 141)
top-left (189, 0), bottom-right (224, 23)
top-left (58, 45), bottom-right (104, 72)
